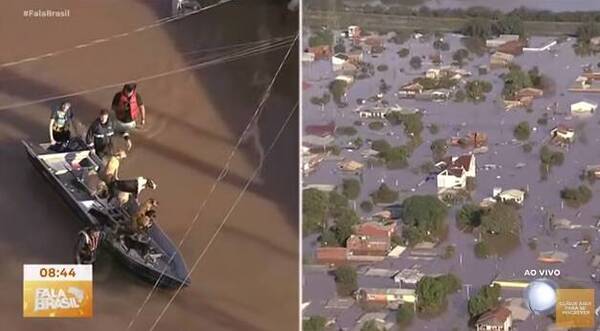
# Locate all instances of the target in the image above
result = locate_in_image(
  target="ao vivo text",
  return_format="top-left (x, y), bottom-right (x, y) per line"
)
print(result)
top-left (524, 269), bottom-right (561, 277)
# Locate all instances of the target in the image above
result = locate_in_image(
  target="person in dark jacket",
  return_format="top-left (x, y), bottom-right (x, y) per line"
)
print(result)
top-left (86, 109), bottom-right (115, 159)
top-left (49, 101), bottom-right (74, 145)
top-left (111, 83), bottom-right (146, 150)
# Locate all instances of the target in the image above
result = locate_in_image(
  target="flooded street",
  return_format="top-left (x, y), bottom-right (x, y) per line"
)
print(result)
top-left (303, 31), bottom-right (600, 330)
top-left (0, 1), bottom-right (298, 330)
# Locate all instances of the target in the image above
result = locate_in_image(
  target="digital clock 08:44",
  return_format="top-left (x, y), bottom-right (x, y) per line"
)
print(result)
top-left (39, 267), bottom-right (76, 278)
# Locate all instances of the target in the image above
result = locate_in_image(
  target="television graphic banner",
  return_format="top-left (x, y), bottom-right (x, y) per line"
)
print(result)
top-left (23, 264), bottom-right (93, 318)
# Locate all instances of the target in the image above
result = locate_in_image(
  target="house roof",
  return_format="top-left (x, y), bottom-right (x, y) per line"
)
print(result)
top-left (305, 121), bottom-right (335, 137)
top-left (477, 307), bottom-right (511, 326)
top-left (498, 189), bottom-right (525, 200)
top-left (442, 154), bottom-right (474, 171)
top-left (515, 87), bottom-right (544, 98)
top-left (571, 100), bottom-right (598, 108)
top-left (347, 235), bottom-right (389, 251)
top-left (354, 222), bottom-right (396, 237)
top-left (316, 247), bottom-right (348, 261)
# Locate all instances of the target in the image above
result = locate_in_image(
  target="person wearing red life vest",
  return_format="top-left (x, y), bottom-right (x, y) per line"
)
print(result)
top-left (111, 83), bottom-right (146, 150)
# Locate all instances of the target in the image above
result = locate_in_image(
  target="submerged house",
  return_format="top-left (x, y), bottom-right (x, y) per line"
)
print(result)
top-left (398, 82), bottom-right (424, 98)
top-left (486, 34), bottom-right (520, 48)
top-left (346, 235), bottom-right (390, 256)
top-left (550, 125), bottom-right (575, 143)
top-left (475, 306), bottom-right (513, 331)
top-left (570, 100), bottom-right (598, 114)
top-left (356, 288), bottom-right (417, 308)
top-left (436, 154), bottom-right (476, 192)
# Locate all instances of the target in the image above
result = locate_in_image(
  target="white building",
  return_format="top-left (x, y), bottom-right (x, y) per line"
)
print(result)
top-left (496, 189), bottom-right (526, 205)
top-left (436, 154), bottom-right (476, 192)
top-left (486, 34), bottom-right (520, 48)
top-left (570, 100), bottom-right (598, 114)
top-left (331, 53), bottom-right (349, 72)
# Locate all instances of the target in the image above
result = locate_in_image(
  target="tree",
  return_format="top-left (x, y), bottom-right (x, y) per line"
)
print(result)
top-left (456, 203), bottom-right (482, 230)
top-left (560, 185), bottom-right (593, 208)
top-left (329, 190), bottom-right (350, 218)
top-left (502, 66), bottom-right (533, 97)
top-left (513, 121), bottom-right (531, 141)
top-left (409, 56), bottom-right (422, 70)
top-left (396, 303), bottom-right (415, 327)
top-left (468, 284), bottom-right (502, 318)
top-left (309, 29), bottom-right (334, 47)
top-left (371, 139), bottom-right (391, 152)
top-left (360, 200), bottom-right (373, 212)
top-left (474, 241), bottom-right (490, 258)
top-left (303, 316), bottom-right (327, 331)
top-left (371, 183), bottom-right (399, 204)
top-left (329, 80), bottom-right (348, 104)
top-left (398, 48), bottom-right (410, 58)
top-left (462, 17), bottom-right (493, 39)
top-left (430, 139), bottom-right (448, 161)
top-left (303, 189), bottom-right (328, 234)
top-left (480, 202), bottom-right (521, 236)
top-left (334, 265), bottom-right (358, 296)
top-left (576, 21), bottom-right (600, 43)
top-left (495, 14), bottom-right (524, 36)
top-left (335, 126), bottom-right (357, 136)
top-left (465, 80), bottom-right (492, 102)
top-left (416, 274), bottom-right (461, 313)
top-left (402, 195), bottom-right (448, 244)
top-left (342, 178), bottom-right (361, 200)
top-left (380, 146), bottom-right (410, 169)
top-left (452, 48), bottom-right (470, 66)
top-left (368, 121), bottom-right (385, 131)
top-left (319, 229), bottom-right (338, 247)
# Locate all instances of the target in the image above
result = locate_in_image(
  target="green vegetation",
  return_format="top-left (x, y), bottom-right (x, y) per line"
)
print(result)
top-left (396, 303), bottom-right (415, 327)
top-left (474, 241), bottom-right (491, 259)
top-left (380, 146), bottom-right (411, 169)
top-left (522, 143), bottom-right (533, 153)
top-left (303, 189), bottom-right (329, 234)
top-left (496, 14), bottom-right (525, 36)
top-left (371, 139), bottom-right (391, 152)
top-left (442, 245), bottom-right (456, 260)
top-left (430, 138), bottom-right (448, 161)
top-left (309, 29), bottom-right (334, 47)
top-left (461, 17), bottom-right (493, 40)
top-left (371, 183), bottom-right (399, 204)
top-left (456, 203), bottom-right (482, 231)
top-left (502, 66), bottom-right (533, 97)
top-left (335, 126), bottom-right (358, 136)
top-left (342, 178), bottom-right (361, 200)
top-left (574, 21), bottom-right (600, 55)
top-left (481, 202), bottom-right (521, 236)
top-left (513, 121), bottom-right (531, 141)
top-left (465, 80), bottom-right (492, 102)
top-left (352, 136), bottom-right (364, 149)
top-left (360, 200), bottom-right (374, 212)
top-left (409, 56), bottom-right (422, 70)
top-left (368, 121), bottom-right (385, 131)
top-left (414, 76), bottom-right (458, 91)
top-left (560, 185), bottom-right (593, 208)
top-left (416, 274), bottom-right (461, 314)
top-left (452, 48), bottom-right (470, 66)
top-left (303, 316), bottom-right (327, 331)
top-left (334, 265), bottom-right (358, 297)
top-left (385, 112), bottom-right (424, 138)
top-left (376, 64), bottom-right (389, 72)
top-left (398, 48), bottom-right (410, 58)
top-left (329, 80), bottom-right (348, 105)
top-left (310, 93), bottom-right (331, 107)
top-left (540, 145), bottom-right (564, 179)
top-left (468, 284), bottom-right (502, 318)
top-left (402, 195), bottom-right (448, 245)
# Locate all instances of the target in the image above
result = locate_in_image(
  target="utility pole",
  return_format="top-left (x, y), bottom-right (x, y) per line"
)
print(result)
top-left (463, 283), bottom-right (472, 300)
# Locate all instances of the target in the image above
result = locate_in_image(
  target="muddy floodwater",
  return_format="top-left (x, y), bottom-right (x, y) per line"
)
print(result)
top-left (303, 31), bottom-right (600, 330)
top-left (0, 1), bottom-right (298, 330)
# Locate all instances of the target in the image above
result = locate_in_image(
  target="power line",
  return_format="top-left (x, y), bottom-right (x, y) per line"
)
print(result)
top-left (0, 0), bottom-right (236, 69)
top-left (125, 33), bottom-right (298, 330)
top-left (0, 38), bottom-right (294, 111)
top-left (149, 102), bottom-right (298, 331)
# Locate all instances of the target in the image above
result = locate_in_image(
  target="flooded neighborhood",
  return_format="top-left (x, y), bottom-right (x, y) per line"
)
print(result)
top-left (302, 1), bottom-right (600, 330)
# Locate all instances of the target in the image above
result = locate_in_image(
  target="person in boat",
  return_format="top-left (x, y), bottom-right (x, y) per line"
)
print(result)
top-left (49, 101), bottom-right (74, 146)
top-left (86, 109), bottom-right (115, 159)
top-left (99, 150), bottom-right (126, 184)
top-left (111, 83), bottom-right (146, 151)
top-left (75, 226), bottom-right (103, 264)
top-left (133, 198), bottom-right (159, 232)
top-left (110, 176), bottom-right (157, 202)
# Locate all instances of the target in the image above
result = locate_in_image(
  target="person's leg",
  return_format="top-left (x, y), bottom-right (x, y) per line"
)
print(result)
top-left (114, 119), bottom-right (136, 150)
top-left (113, 179), bottom-right (139, 195)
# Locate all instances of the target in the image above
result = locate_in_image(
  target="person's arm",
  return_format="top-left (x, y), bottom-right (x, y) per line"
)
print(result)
top-left (49, 119), bottom-right (56, 144)
top-left (137, 93), bottom-right (146, 125)
top-left (85, 123), bottom-right (95, 147)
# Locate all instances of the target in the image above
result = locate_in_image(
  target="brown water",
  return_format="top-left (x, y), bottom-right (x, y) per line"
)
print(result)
top-left (0, 1), bottom-right (298, 330)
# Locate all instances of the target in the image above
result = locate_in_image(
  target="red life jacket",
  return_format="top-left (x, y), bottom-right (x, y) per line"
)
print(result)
top-left (117, 90), bottom-right (139, 121)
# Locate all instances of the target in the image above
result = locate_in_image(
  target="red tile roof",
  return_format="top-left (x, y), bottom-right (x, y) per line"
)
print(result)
top-left (316, 247), bottom-right (347, 263)
top-left (305, 121), bottom-right (335, 137)
top-left (477, 307), bottom-right (511, 326)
